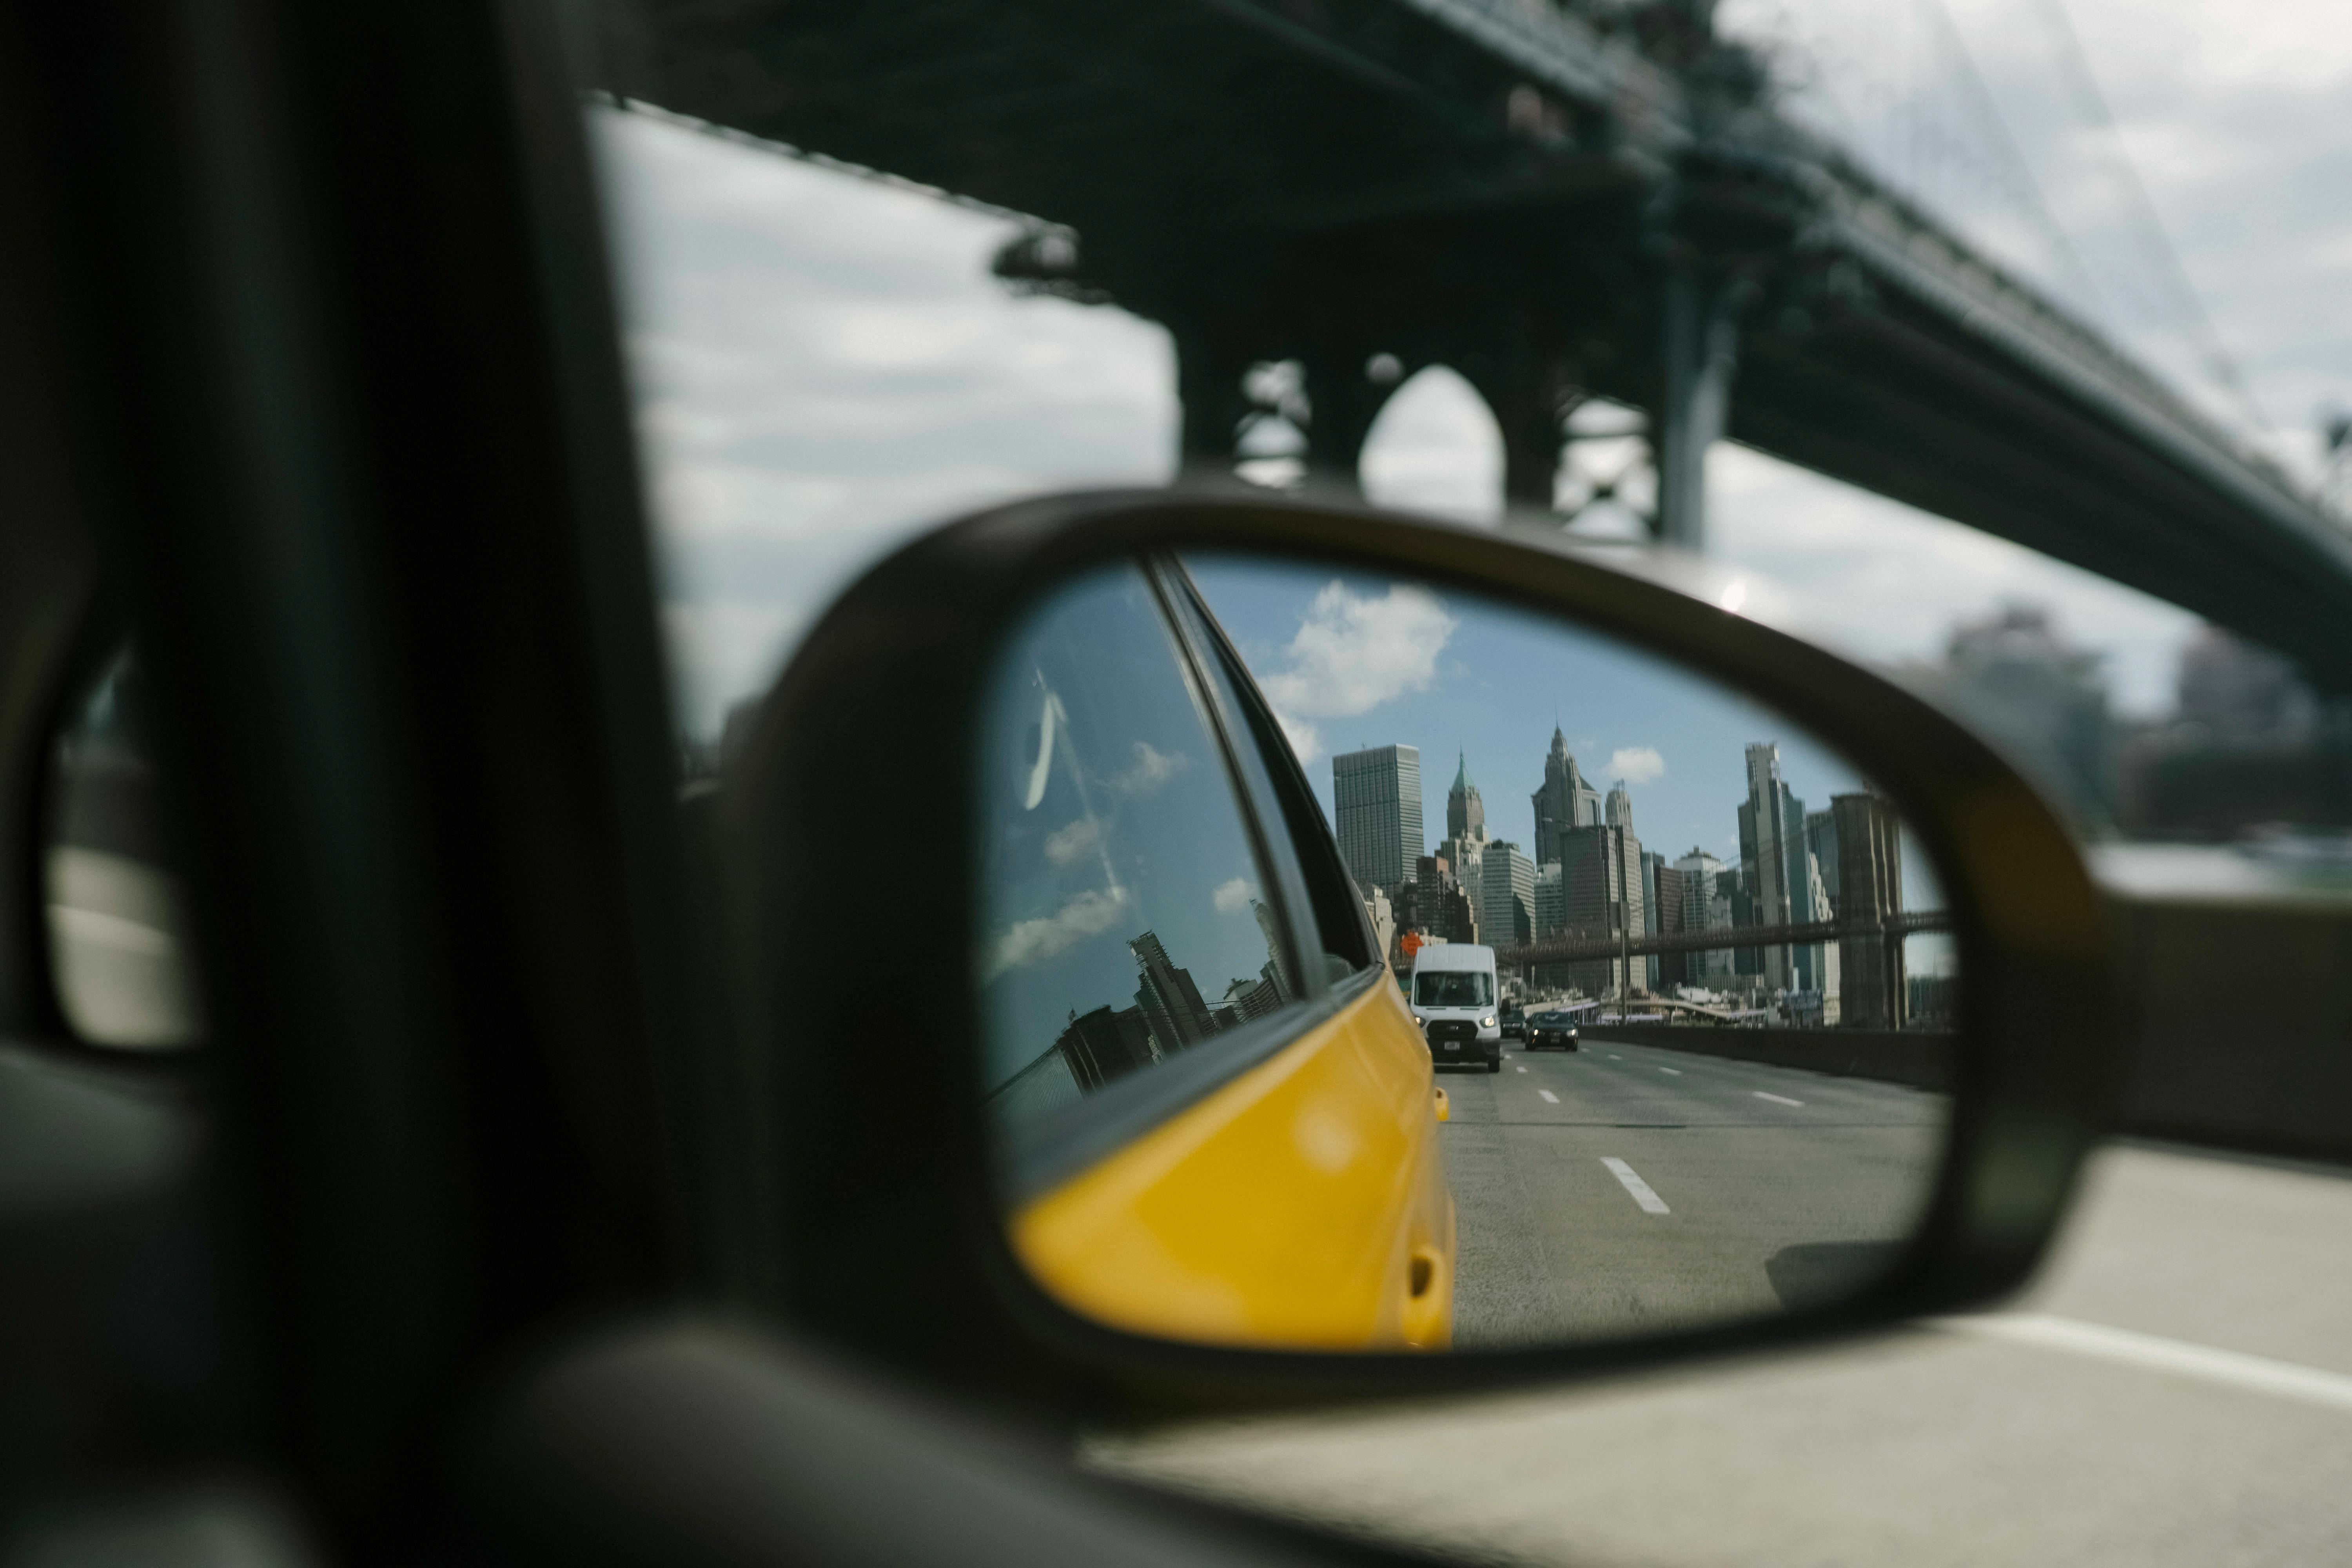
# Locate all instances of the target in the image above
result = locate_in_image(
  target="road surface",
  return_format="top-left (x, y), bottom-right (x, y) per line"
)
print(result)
top-left (1437, 1039), bottom-right (1945, 1346)
top-left (1090, 1128), bottom-right (2352, 1566)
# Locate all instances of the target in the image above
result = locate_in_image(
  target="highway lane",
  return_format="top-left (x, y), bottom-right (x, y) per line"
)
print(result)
top-left (1090, 1140), bottom-right (2352, 1566)
top-left (1437, 1041), bottom-right (1947, 1347)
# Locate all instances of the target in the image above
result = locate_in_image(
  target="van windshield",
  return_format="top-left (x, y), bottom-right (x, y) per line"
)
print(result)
top-left (1414, 971), bottom-right (1493, 1008)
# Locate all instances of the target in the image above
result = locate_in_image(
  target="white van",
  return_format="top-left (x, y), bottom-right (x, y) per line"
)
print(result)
top-left (1410, 944), bottom-right (1501, 1073)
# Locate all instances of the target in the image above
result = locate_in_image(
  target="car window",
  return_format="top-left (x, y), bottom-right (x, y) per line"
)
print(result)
top-left (1163, 571), bottom-right (1375, 983)
top-left (1412, 971), bottom-right (1492, 1009)
top-left (973, 563), bottom-right (1303, 1165)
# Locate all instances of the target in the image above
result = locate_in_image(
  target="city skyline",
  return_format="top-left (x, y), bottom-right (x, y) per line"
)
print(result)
top-left (1187, 555), bottom-right (1875, 875)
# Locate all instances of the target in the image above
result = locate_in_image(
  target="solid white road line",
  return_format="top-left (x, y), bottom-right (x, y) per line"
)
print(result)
top-left (1537, 1089), bottom-right (1559, 1103)
top-left (1933, 1314), bottom-right (2352, 1414)
top-left (1601, 1157), bottom-right (1670, 1214)
top-left (1753, 1090), bottom-right (1804, 1107)
top-left (1659, 1067), bottom-right (1682, 1076)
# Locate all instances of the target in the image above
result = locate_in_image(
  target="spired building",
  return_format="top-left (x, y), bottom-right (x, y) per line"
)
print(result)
top-left (1445, 752), bottom-right (1487, 843)
top-left (1333, 744), bottom-right (1423, 898)
top-left (1530, 728), bottom-right (1602, 865)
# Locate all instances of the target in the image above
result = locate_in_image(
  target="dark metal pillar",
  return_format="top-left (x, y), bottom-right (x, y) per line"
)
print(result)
top-left (1170, 318), bottom-right (1260, 484)
top-left (1296, 350), bottom-right (1394, 497)
top-left (1460, 335), bottom-right (1579, 514)
top-left (1654, 267), bottom-right (1740, 549)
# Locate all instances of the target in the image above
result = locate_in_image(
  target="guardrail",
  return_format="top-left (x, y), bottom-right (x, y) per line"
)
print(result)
top-left (1572, 1024), bottom-right (1957, 1092)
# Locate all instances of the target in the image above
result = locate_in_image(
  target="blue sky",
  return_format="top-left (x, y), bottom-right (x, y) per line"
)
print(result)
top-left (1184, 555), bottom-right (1869, 869)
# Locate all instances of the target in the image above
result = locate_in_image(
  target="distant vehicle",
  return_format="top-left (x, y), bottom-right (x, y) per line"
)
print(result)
top-left (1526, 1011), bottom-right (1582, 1052)
top-left (1411, 944), bottom-right (1501, 1073)
top-left (1499, 997), bottom-right (1525, 1040)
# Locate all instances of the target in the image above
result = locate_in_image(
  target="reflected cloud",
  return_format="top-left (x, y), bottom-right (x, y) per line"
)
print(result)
top-left (986, 885), bottom-right (1131, 980)
top-left (1109, 742), bottom-right (1187, 795)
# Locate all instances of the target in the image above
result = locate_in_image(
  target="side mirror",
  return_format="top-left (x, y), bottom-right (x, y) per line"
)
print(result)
top-left (724, 492), bottom-right (2116, 1415)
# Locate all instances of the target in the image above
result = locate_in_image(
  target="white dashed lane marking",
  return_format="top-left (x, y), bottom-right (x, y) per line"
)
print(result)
top-left (1607, 1054), bottom-right (1623, 1061)
top-left (1601, 1157), bottom-right (1670, 1214)
top-left (1658, 1067), bottom-right (1682, 1076)
top-left (1516, 1066), bottom-right (1528, 1074)
top-left (1753, 1091), bottom-right (1804, 1107)
top-left (1537, 1089), bottom-right (1560, 1103)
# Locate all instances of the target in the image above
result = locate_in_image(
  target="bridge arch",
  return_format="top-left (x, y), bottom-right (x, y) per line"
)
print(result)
top-left (1357, 363), bottom-right (1504, 523)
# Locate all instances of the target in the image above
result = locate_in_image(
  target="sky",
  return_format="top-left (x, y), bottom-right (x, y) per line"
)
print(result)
top-left (1183, 555), bottom-right (1869, 871)
top-left (587, 0), bottom-right (2352, 743)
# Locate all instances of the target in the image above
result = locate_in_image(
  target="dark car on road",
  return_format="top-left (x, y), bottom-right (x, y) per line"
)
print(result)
top-left (1526, 1011), bottom-right (1582, 1052)
top-left (1499, 998), bottom-right (1525, 1040)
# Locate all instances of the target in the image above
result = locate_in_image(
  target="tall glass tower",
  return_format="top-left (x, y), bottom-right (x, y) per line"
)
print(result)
top-left (1332, 744), bottom-right (1422, 897)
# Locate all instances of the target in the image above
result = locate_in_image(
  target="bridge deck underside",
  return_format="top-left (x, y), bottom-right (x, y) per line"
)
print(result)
top-left (612, 0), bottom-right (2352, 685)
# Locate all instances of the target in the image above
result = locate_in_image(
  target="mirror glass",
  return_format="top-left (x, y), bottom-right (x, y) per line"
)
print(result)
top-left (975, 553), bottom-right (1955, 1352)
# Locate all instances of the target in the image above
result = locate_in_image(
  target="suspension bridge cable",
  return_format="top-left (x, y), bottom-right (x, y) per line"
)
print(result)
top-left (2025, 0), bottom-right (2270, 432)
top-left (1918, 0), bottom-right (2107, 317)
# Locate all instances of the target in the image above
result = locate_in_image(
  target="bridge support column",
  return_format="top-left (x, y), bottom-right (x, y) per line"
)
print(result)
top-left (1170, 319), bottom-right (1261, 485)
top-left (1654, 268), bottom-right (1740, 550)
top-left (1296, 349), bottom-right (1396, 498)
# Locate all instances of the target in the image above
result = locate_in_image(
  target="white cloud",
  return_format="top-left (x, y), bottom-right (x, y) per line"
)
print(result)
top-left (1256, 582), bottom-right (1458, 764)
top-left (596, 109), bottom-right (1176, 737)
top-left (1272, 712), bottom-right (1322, 766)
top-left (1211, 877), bottom-right (1257, 915)
top-left (1109, 741), bottom-right (1186, 795)
top-left (1610, 746), bottom-right (1667, 784)
top-left (1042, 817), bottom-right (1102, 867)
top-left (984, 886), bottom-right (1130, 980)
top-left (1710, 445), bottom-right (2201, 715)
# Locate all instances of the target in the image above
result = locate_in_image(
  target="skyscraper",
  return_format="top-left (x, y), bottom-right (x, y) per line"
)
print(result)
top-left (1479, 840), bottom-right (1535, 948)
top-left (1739, 743), bottom-right (1840, 995)
top-left (1530, 728), bottom-right (1601, 866)
top-left (1445, 751), bottom-right (1486, 843)
top-left (1673, 847), bottom-right (1733, 984)
top-left (1832, 791), bottom-right (1908, 1028)
top-left (1559, 786), bottom-right (1644, 1001)
top-left (1641, 848), bottom-right (1666, 990)
top-left (1129, 931), bottom-right (1220, 1054)
top-left (1333, 744), bottom-right (1422, 897)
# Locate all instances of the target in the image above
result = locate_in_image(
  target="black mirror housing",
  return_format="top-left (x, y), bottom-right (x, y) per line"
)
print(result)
top-left (720, 490), bottom-right (2119, 1422)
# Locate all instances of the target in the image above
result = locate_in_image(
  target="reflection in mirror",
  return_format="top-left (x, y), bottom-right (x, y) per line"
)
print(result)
top-left (976, 555), bottom-right (1955, 1354)
top-left (45, 644), bottom-right (204, 1049)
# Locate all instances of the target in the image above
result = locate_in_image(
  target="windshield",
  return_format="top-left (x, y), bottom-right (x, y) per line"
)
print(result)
top-left (1414, 971), bottom-right (1493, 1009)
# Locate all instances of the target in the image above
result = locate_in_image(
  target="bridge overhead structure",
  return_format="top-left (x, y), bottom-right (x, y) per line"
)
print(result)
top-left (582, 0), bottom-right (2352, 684)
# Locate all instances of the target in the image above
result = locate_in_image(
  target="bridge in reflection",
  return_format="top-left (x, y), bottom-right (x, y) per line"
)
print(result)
top-left (1491, 909), bottom-right (1952, 969)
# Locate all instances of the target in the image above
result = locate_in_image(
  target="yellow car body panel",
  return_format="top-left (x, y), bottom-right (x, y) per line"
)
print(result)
top-left (1011, 974), bottom-right (1454, 1351)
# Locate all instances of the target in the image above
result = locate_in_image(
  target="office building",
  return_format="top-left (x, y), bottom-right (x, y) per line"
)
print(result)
top-left (1673, 847), bottom-right (1733, 984)
top-left (1480, 840), bottom-right (1535, 948)
top-left (1646, 851), bottom-right (1679, 990)
top-left (1333, 744), bottom-right (1422, 897)
top-left (1129, 930), bottom-right (1220, 1055)
top-left (1833, 791), bottom-right (1908, 1028)
top-left (1050, 1004), bottom-right (1159, 1093)
top-left (1406, 853), bottom-right (1481, 946)
top-left (1807, 808), bottom-right (1840, 909)
top-left (1738, 742), bottom-right (1835, 992)
top-left (1559, 820), bottom-right (1645, 999)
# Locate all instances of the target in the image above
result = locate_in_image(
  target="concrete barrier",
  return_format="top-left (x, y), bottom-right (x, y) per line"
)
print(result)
top-left (1571, 1025), bottom-right (1958, 1092)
